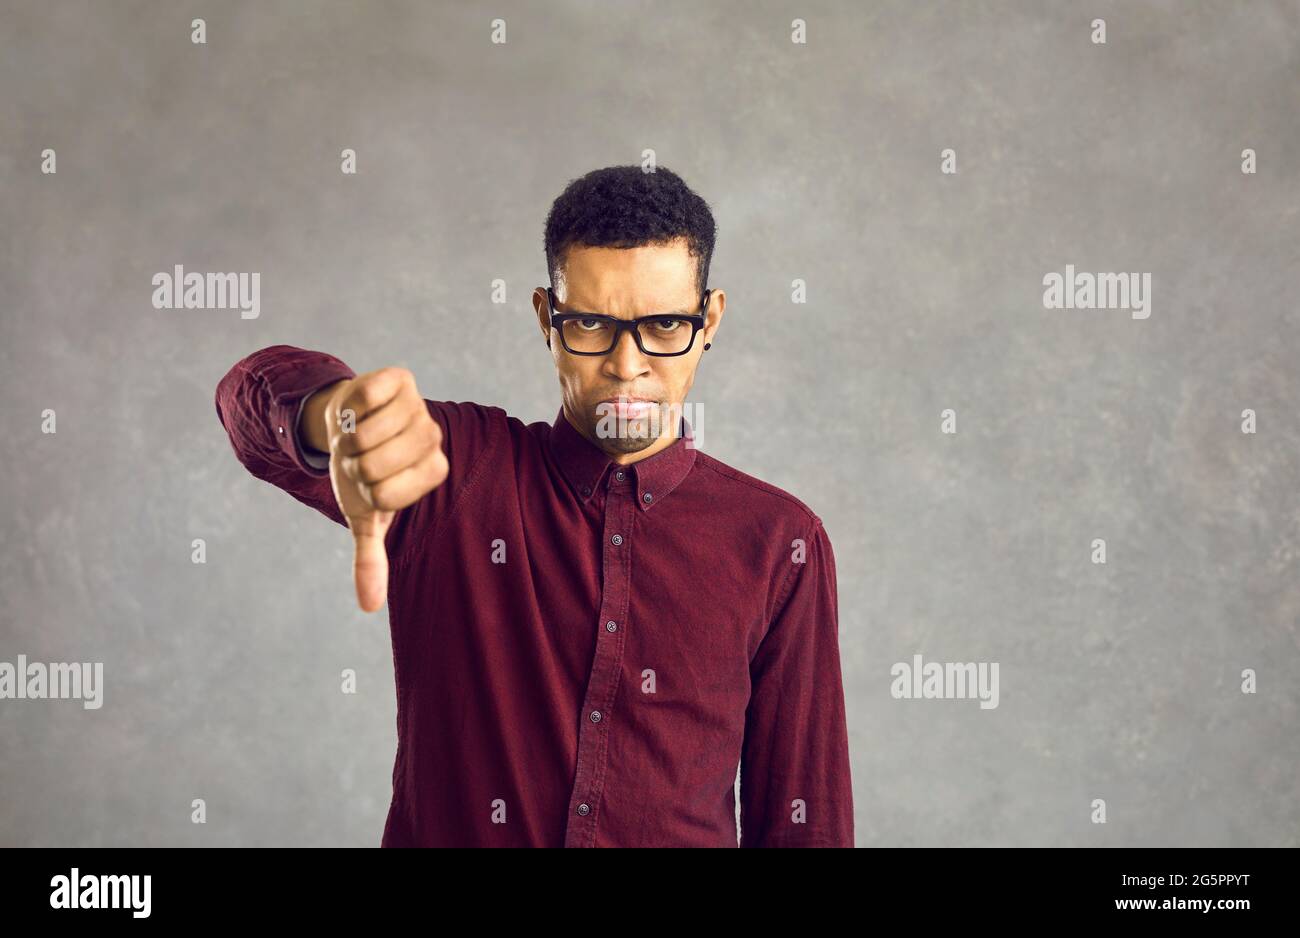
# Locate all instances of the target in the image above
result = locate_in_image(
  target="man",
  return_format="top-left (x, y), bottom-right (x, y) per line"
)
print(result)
top-left (215, 165), bottom-right (853, 847)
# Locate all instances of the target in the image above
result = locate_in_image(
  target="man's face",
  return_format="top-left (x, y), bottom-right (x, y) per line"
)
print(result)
top-left (533, 238), bottom-right (725, 464)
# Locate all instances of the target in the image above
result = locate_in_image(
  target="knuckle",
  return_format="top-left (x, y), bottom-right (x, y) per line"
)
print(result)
top-left (349, 422), bottom-right (375, 453)
top-left (381, 365), bottom-right (412, 389)
top-left (428, 449), bottom-right (450, 486)
top-left (356, 452), bottom-right (384, 484)
top-left (358, 380), bottom-right (383, 410)
top-left (370, 480), bottom-right (402, 512)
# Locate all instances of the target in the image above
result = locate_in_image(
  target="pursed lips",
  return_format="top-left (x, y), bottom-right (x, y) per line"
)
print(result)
top-left (597, 396), bottom-right (658, 418)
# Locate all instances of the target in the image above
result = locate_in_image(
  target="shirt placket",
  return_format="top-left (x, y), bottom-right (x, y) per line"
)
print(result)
top-left (563, 467), bottom-right (636, 847)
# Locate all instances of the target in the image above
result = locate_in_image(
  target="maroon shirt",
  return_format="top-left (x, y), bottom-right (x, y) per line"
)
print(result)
top-left (215, 344), bottom-right (854, 847)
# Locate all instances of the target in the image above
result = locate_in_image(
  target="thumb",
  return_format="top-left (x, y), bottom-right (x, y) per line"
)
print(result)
top-left (350, 511), bottom-right (393, 613)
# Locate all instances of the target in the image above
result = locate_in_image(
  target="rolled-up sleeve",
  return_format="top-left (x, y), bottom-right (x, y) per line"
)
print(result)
top-left (214, 344), bottom-right (356, 526)
top-left (740, 518), bottom-right (854, 847)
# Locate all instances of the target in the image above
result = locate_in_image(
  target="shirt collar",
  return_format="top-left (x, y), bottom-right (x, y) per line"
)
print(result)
top-left (548, 406), bottom-right (697, 512)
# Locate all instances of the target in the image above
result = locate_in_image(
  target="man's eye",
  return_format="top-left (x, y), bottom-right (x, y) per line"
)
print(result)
top-left (576, 319), bottom-right (607, 331)
top-left (652, 319), bottom-right (682, 332)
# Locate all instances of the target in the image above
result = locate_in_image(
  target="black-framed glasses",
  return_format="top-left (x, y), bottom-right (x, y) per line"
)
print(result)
top-left (547, 287), bottom-right (711, 357)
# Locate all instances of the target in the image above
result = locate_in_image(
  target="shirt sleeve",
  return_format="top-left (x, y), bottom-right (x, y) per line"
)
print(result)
top-left (739, 518), bottom-right (855, 847)
top-left (215, 344), bottom-right (501, 566)
top-left (215, 344), bottom-right (356, 529)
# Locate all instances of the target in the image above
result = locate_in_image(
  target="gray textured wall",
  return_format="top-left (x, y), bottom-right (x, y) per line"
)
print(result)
top-left (2, 0), bottom-right (1297, 847)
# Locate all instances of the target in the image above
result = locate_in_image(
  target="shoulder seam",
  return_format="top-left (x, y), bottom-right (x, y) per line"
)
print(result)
top-left (693, 454), bottom-right (821, 526)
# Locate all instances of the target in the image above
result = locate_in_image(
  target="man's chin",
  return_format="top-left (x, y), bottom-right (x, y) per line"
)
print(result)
top-left (588, 410), bottom-right (663, 453)
top-left (601, 432), bottom-right (659, 455)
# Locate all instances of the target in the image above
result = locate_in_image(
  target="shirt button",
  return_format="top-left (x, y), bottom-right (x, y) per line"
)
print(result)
top-left (642, 492), bottom-right (652, 503)
top-left (577, 803), bottom-right (591, 816)
top-left (610, 534), bottom-right (623, 546)
top-left (615, 470), bottom-right (625, 481)
top-left (277, 426), bottom-right (284, 434)
top-left (606, 620), bottom-right (617, 632)
top-left (581, 485), bottom-right (591, 496)
top-left (590, 710), bottom-right (602, 723)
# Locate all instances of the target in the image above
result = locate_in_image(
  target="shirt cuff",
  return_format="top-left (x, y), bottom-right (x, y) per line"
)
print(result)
top-left (264, 356), bottom-right (354, 477)
top-left (295, 394), bottom-right (332, 472)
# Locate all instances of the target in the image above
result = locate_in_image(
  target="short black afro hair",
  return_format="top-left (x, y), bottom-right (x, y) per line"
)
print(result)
top-left (544, 165), bottom-right (717, 297)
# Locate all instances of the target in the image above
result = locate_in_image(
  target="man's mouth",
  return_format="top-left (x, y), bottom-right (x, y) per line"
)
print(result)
top-left (598, 397), bottom-right (657, 419)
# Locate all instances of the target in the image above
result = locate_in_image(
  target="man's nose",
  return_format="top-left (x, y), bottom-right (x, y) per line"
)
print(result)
top-left (603, 328), bottom-right (650, 377)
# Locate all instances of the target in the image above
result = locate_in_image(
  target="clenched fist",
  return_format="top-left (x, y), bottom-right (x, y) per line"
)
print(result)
top-left (310, 367), bottom-right (448, 612)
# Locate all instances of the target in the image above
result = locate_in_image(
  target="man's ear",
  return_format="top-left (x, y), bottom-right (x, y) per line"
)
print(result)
top-left (535, 287), bottom-right (553, 349)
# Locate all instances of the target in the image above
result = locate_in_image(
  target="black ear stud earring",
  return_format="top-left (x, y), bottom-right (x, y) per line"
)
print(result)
top-left (704, 342), bottom-right (711, 351)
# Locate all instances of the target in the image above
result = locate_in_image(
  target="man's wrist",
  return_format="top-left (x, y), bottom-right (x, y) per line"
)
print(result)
top-left (298, 379), bottom-right (348, 458)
